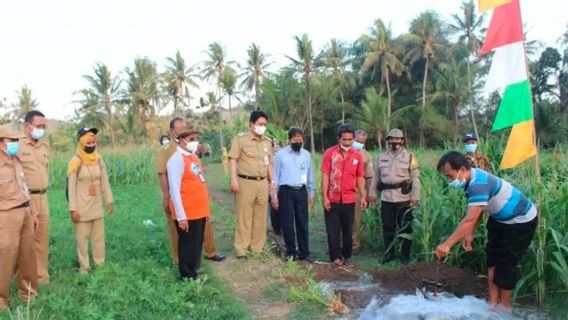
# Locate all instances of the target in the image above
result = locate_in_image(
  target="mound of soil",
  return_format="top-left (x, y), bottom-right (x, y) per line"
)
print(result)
top-left (372, 261), bottom-right (487, 298)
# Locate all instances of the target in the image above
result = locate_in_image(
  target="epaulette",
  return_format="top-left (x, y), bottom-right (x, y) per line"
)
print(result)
top-left (409, 152), bottom-right (419, 170)
top-left (237, 132), bottom-right (248, 137)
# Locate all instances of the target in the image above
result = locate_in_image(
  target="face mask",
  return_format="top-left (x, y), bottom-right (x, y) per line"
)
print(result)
top-left (389, 143), bottom-right (401, 151)
top-left (291, 142), bottom-right (302, 152)
top-left (340, 144), bottom-right (351, 152)
top-left (5, 142), bottom-right (19, 156)
top-left (186, 141), bottom-right (199, 153)
top-left (32, 128), bottom-right (45, 140)
top-left (464, 144), bottom-right (477, 153)
top-left (352, 141), bottom-right (364, 150)
top-left (84, 145), bottom-right (96, 154)
top-left (449, 171), bottom-right (467, 189)
top-left (253, 125), bottom-right (267, 136)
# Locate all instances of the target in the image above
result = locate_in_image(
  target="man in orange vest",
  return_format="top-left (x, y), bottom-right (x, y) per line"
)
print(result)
top-left (167, 127), bottom-right (210, 280)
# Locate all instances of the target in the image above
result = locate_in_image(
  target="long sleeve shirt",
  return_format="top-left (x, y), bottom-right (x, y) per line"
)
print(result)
top-left (272, 145), bottom-right (315, 197)
top-left (68, 157), bottom-right (112, 221)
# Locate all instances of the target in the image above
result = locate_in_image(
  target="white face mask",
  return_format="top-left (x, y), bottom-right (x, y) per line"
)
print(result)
top-left (253, 125), bottom-right (267, 136)
top-left (186, 141), bottom-right (199, 153)
top-left (32, 128), bottom-right (45, 140)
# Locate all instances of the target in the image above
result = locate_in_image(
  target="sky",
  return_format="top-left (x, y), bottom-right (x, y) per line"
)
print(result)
top-left (1, 0), bottom-right (566, 120)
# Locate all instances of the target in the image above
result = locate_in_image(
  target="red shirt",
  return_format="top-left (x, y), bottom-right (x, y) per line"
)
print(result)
top-left (321, 145), bottom-right (365, 204)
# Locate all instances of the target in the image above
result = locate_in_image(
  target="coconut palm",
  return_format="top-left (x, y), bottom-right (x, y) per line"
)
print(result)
top-left (124, 58), bottom-right (160, 138)
top-left (354, 87), bottom-right (388, 150)
top-left (164, 50), bottom-right (199, 116)
top-left (201, 42), bottom-right (235, 97)
top-left (75, 89), bottom-right (107, 131)
top-left (321, 39), bottom-right (357, 123)
top-left (82, 63), bottom-right (121, 146)
top-left (288, 34), bottom-right (316, 151)
top-left (11, 85), bottom-right (39, 121)
top-left (240, 43), bottom-right (272, 107)
top-left (220, 68), bottom-right (239, 119)
top-left (450, 0), bottom-right (484, 139)
top-left (359, 19), bottom-right (404, 131)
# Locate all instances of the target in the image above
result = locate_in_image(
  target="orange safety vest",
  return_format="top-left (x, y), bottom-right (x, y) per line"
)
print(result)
top-left (169, 154), bottom-right (210, 221)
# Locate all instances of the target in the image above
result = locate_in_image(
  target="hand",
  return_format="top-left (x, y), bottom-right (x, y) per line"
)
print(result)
top-left (70, 211), bottom-right (80, 224)
top-left (32, 216), bottom-right (39, 234)
top-left (162, 196), bottom-right (170, 213)
top-left (269, 183), bottom-right (276, 195)
top-left (323, 197), bottom-right (331, 212)
top-left (231, 179), bottom-right (239, 193)
top-left (360, 198), bottom-right (368, 209)
top-left (462, 234), bottom-right (473, 251)
top-left (435, 242), bottom-right (451, 259)
top-left (367, 195), bottom-right (377, 208)
top-left (271, 197), bottom-right (279, 210)
top-left (309, 197), bottom-right (315, 209)
top-left (178, 219), bottom-right (189, 232)
top-left (410, 200), bottom-right (419, 208)
top-left (107, 202), bottom-right (113, 214)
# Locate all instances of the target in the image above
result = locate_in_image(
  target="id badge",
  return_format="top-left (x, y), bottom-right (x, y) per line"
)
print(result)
top-left (198, 173), bottom-right (206, 183)
top-left (301, 174), bottom-right (307, 184)
top-left (264, 155), bottom-right (269, 166)
top-left (353, 159), bottom-right (359, 165)
top-left (89, 184), bottom-right (97, 197)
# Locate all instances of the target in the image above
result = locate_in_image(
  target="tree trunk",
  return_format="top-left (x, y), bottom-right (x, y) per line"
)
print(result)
top-left (385, 69), bottom-right (392, 132)
top-left (228, 95), bottom-right (232, 124)
top-left (106, 98), bottom-right (115, 148)
top-left (376, 130), bottom-right (383, 152)
top-left (255, 77), bottom-right (260, 110)
top-left (466, 58), bottom-right (479, 140)
top-left (420, 57), bottom-right (430, 147)
top-left (340, 90), bottom-right (345, 124)
top-left (307, 74), bottom-right (315, 152)
top-left (453, 101), bottom-right (459, 146)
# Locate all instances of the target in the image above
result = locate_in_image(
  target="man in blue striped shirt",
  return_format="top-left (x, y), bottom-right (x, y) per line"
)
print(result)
top-left (435, 151), bottom-right (537, 310)
top-left (271, 127), bottom-right (315, 262)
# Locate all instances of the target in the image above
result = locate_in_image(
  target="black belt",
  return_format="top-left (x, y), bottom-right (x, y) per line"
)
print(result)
top-left (281, 185), bottom-right (306, 191)
top-left (380, 181), bottom-right (404, 190)
top-left (30, 189), bottom-right (47, 195)
top-left (238, 174), bottom-right (266, 181)
top-left (12, 201), bottom-right (30, 210)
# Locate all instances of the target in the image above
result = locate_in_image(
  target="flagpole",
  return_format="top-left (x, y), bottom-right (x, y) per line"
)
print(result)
top-left (517, 0), bottom-right (542, 182)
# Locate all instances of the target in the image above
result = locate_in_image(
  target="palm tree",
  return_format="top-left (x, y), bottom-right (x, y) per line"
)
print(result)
top-left (354, 87), bottom-right (388, 150)
top-left (288, 34), bottom-right (316, 151)
top-left (450, 0), bottom-right (484, 139)
top-left (164, 50), bottom-right (199, 116)
top-left (75, 89), bottom-right (107, 130)
top-left (201, 42), bottom-right (235, 97)
top-left (321, 39), bottom-right (357, 123)
top-left (82, 63), bottom-right (121, 147)
top-left (359, 19), bottom-right (404, 131)
top-left (241, 43), bottom-right (271, 107)
top-left (404, 11), bottom-right (447, 110)
top-left (220, 68), bottom-right (238, 119)
top-left (11, 85), bottom-right (39, 121)
top-left (124, 58), bottom-right (160, 139)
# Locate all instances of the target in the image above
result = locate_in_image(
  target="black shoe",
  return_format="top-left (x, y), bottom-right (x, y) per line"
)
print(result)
top-left (236, 255), bottom-right (248, 261)
top-left (205, 254), bottom-right (226, 262)
top-left (343, 258), bottom-right (352, 266)
top-left (298, 254), bottom-right (316, 263)
top-left (380, 254), bottom-right (395, 264)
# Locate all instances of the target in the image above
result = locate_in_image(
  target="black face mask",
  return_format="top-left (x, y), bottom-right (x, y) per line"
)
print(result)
top-left (291, 142), bottom-right (302, 152)
top-left (389, 143), bottom-right (402, 151)
top-left (84, 146), bottom-right (96, 154)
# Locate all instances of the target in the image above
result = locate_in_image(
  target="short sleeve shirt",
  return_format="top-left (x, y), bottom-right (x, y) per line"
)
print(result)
top-left (321, 145), bottom-right (365, 204)
top-left (19, 137), bottom-right (49, 190)
top-left (156, 142), bottom-right (177, 174)
top-left (229, 133), bottom-right (273, 177)
top-left (466, 168), bottom-right (536, 224)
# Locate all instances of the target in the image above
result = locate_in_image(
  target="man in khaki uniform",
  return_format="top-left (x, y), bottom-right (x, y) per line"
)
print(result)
top-left (229, 110), bottom-right (274, 259)
top-left (157, 118), bottom-right (224, 265)
top-left (0, 125), bottom-right (38, 310)
top-left (19, 110), bottom-right (50, 284)
top-left (369, 128), bottom-right (420, 265)
top-left (351, 130), bottom-right (374, 254)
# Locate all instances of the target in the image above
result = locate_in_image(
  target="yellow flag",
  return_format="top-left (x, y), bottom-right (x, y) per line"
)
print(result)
top-left (500, 120), bottom-right (537, 169)
top-left (478, 0), bottom-right (514, 13)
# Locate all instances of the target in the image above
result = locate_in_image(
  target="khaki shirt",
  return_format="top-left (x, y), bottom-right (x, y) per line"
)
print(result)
top-left (229, 132), bottom-right (273, 177)
top-left (156, 142), bottom-right (177, 175)
top-left (0, 153), bottom-right (30, 211)
top-left (68, 157), bottom-right (113, 221)
top-left (19, 137), bottom-right (49, 190)
top-left (360, 149), bottom-right (375, 180)
top-left (369, 148), bottom-right (420, 202)
top-left (466, 152), bottom-right (491, 173)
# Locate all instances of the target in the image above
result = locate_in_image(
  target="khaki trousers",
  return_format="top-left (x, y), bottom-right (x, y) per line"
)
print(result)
top-left (30, 193), bottom-right (49, 284)
top-left (166, 211), bottom-right (217, 265)
top-left (74, 218), bottom-right (105, 273)
top-left (352, 194), bottom-right (365, 253)
top-left (0, 207), bottom-right (38, 309)
top-left (234, 178), bottom-right (268, 256)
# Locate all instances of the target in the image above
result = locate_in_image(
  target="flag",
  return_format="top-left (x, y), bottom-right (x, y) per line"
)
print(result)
top-left (481, 0), bottom-right (537, 169)
top-left (478, 0), bottom-right (514, 13)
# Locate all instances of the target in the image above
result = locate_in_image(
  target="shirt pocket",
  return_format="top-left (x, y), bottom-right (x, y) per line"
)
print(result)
top-left (395, 161), bottom-right (409, 178)
top-left (0, 173), bottom-right (16, 198)
top-left (242, 145), bottom-right (257, 159)
top-left (378, 161), bottom-right (390, 179)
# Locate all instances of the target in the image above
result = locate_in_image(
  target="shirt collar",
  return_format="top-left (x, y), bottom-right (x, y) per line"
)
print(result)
top-left (177, 146), bottom-right (193, 157)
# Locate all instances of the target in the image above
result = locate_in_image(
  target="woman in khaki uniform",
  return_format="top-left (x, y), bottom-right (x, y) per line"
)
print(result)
top-left (67, 127), bottom-right (113, 274)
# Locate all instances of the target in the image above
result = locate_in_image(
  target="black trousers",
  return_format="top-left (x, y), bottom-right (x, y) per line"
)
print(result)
top-left (269, 195), bottom-right (281, 234)
top-left (176, 217), bottom-right (206, 280)
top-left (324, 203), bottom-right (355, 261)
top-left (278, 186), bottom-right (309, 258)
top-left (381, 201), bottom-right (413, 259)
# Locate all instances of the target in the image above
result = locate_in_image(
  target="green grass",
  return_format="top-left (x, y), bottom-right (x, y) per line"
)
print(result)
top-left (1, 184), bottom-right (251, 320)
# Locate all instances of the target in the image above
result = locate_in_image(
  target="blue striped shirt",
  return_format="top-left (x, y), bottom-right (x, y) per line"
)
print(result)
top-left (273, 145), bottom-right (315, 197)
top-left (466, 168), bottom-right (536, 224)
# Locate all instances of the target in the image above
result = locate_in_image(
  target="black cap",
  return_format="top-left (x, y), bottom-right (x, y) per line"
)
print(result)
top-left (463, 132), bottom-right (478, 142)
top-left (77, 127), bottom-right (99, 140)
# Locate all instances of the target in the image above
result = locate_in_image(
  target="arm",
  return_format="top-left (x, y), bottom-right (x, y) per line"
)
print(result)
top-left (99, 159), bottom-right (113, 213)
top-left (307, 153), bottom-right (315, 208)
top-left (167, 154), bottom-right (187, 223)
top-left (356, 157), bottom-right (368, 209)
top-left (158, 173), bottom-right (170, 212)
top-left (68, 162), bottom-right (80, 223)
top-left (410, 167), bottom-right (420, 207)
top-left (321, 173), bottom-right (330, 211)
top-left (436, 206), bottom-right (484, 258)
top-left (368, 159), bottom-right (380, 206)
top-left (230, 159), bottom-right (239, 193)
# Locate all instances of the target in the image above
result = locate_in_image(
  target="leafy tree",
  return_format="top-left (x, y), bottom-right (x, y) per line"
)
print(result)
top-left (163, 50), bottom-right (199, 116)
top-left (11, 85), bottom-right (39, 121)
top-left (124, 58), bottom-right (160, 139)
top-left (240, 43), bottom-right (272, 107)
